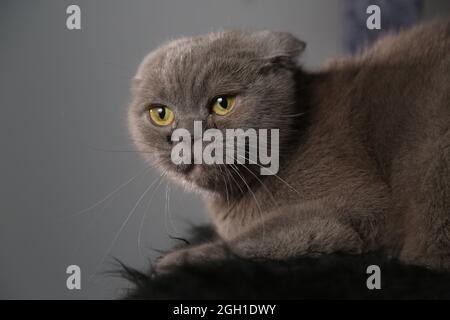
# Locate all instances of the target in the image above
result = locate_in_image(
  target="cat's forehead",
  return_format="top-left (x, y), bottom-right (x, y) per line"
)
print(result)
top-left (138, 31), bottom-right (257, 78)
top-left (135, 29), bottom-right (305, 83)
top-left (133, 30), bottom-right (304, 106)
top-left (135, 31), bottom-right (260, 105)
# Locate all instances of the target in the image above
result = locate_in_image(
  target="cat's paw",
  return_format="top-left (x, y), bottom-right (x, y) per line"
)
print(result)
top-left (154, 243), bottom-right (227, 275)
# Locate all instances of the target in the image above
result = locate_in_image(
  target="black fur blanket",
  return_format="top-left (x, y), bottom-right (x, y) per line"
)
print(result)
top-left (120, 226), bottom-right (450, 299)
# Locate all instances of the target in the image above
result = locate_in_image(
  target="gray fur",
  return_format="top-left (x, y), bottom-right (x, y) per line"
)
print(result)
top-left (128, 21), bottom-right (450, 272)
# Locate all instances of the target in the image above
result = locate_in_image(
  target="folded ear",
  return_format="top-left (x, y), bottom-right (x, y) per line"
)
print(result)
top-left (252, 31), bottom-right (306, 62)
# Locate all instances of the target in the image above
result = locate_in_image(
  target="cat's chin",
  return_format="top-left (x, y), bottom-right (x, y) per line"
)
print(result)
top-left (187, 165), bottom-right (244, 197)
top-left (166, 164), bottom-right (221, 194)
top-left (184, 165), bottom-right (217, 190)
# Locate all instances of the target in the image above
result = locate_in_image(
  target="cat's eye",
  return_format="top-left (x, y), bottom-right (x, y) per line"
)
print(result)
top-left (149, 106), bottom-right (174, 126)
top-left (211, 96), bottom-right (236, 116)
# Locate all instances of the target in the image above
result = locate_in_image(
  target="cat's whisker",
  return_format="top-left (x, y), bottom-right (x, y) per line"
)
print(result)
top-left (240, 163), bottom-right (277, 206)
top-left (70, 193), bottom-right (113, 260)
top-left (221, 146), bottom-right (276, 204)
top-left (138, 172), bottom-right (167, 260)
top-left (219, 165), bottom-right (242, 221)
top-left (62, 166), bottom-right (151, 220)
top-left (279, 112), bottom-right (307, 118)
top-left (216, 165), bottom-right (230, 207)
top-left (224, 162), bottom-right (245, 196)
top-left (163, 183), bottom-right (168, 237)
top-left (88, 148), bottom-right (148, 153)
top-left (70, 168), bottom-right (160, 258)
top-left (163, 183), bottom-right (178, 238)
top-left (223, 142), bottom-right (300, 195)
top-left (88, 177), bottom-right (160, 283)
top-left (228, 163), bottom-right (266, 242)
top-left (167, 185), bottom-right (177, 234)
top-left (88, 145), bottom-right (169, 155)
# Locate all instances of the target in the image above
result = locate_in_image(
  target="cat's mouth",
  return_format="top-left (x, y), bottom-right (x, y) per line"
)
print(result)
top-left (174, 163), bottom-right (195, 175)
top-left (181, 164), bottom-right (204, 181)
top-left (172, 163), bottom-right (218, 188)
top-left (173, 163), bottom-right (204, 179)
top-left (187, 165), bottom-right (204, 179)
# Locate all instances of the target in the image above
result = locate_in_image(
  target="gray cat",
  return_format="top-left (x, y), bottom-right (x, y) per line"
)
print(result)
top-left (128, 19), bottom-right (450, 273)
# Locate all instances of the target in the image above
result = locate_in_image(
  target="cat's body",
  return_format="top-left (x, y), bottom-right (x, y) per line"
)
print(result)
top-left (128, 19), bottom-right (450, 271)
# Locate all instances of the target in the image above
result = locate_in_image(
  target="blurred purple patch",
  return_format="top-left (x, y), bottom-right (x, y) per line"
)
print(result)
top-left (343, 0), bottom-right (423, 53)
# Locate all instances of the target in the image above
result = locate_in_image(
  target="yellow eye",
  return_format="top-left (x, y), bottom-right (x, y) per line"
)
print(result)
top-left (212, 96), bottom-right (236, 116)
top-left (149, 106), bottom-right (174, 126)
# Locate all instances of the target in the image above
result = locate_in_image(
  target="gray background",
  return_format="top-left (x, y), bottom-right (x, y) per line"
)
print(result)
top-left (1, 0), bottom-right (449, 299)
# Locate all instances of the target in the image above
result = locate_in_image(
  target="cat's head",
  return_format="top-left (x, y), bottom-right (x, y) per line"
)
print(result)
top-left (128, 30), bottom-right (305, 196)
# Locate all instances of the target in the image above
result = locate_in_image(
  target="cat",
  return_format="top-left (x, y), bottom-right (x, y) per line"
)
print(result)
top-left (128, 19), bottom-right (450, 273)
